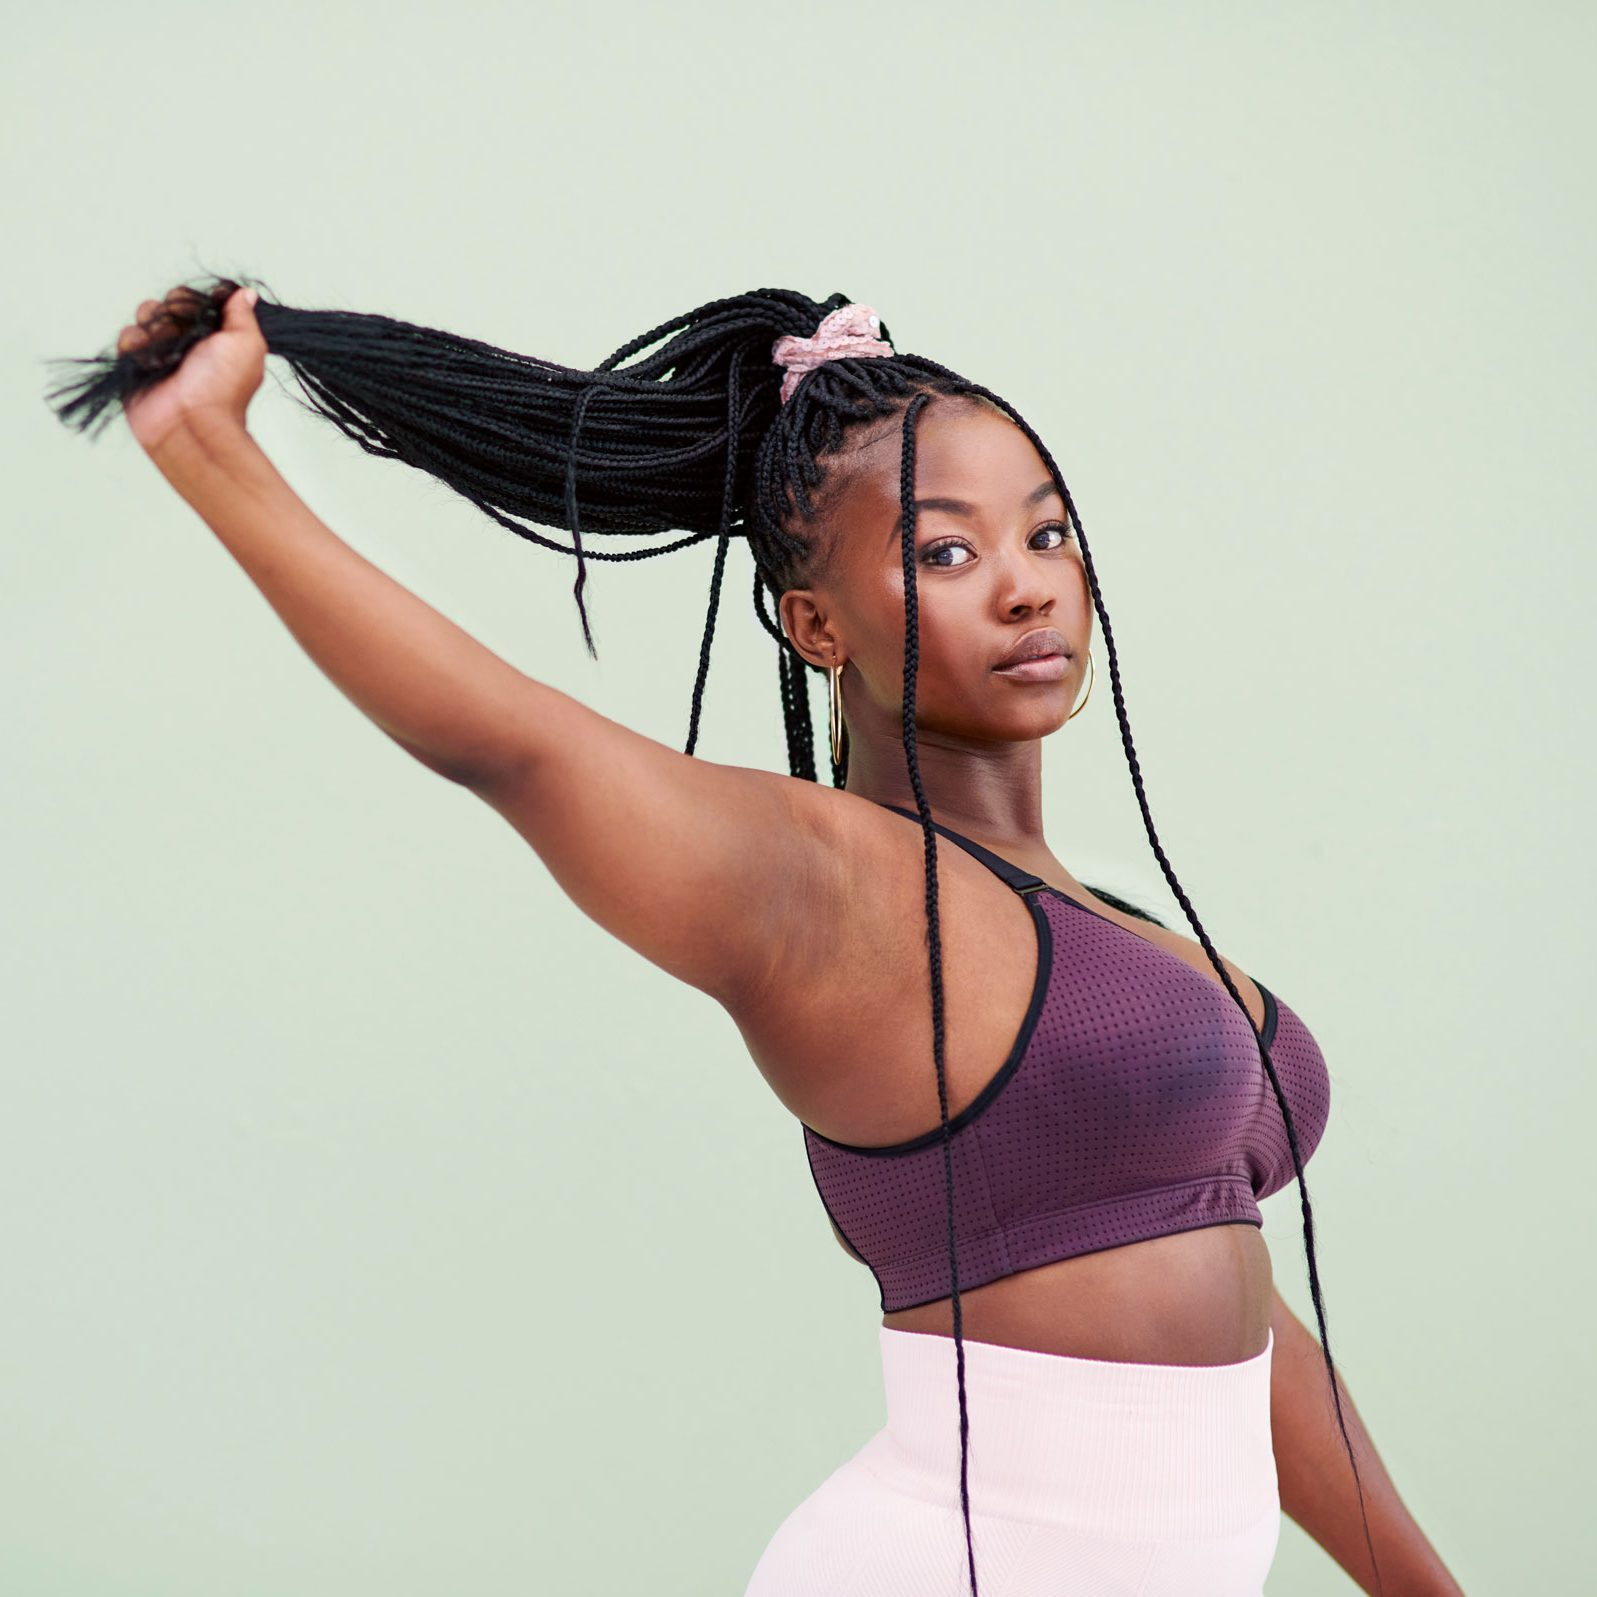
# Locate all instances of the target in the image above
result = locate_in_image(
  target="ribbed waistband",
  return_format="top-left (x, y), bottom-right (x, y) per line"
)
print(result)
top-left (859, 1325), bottom-right (1277, 1538)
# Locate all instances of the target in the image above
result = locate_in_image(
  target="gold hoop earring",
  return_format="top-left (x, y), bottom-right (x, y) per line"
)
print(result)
top-left (1066, 648), bottom-right (1095, 721)
top-left (828, 660), bottom-right (847, 766)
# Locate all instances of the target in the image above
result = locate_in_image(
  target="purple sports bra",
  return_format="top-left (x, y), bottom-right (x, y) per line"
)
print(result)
top-left (802, 803), bottom-right (1332, 1313)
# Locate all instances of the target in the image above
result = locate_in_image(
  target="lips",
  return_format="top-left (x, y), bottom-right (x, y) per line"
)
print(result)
top-left (993, 627), bottom-right (1070, 672)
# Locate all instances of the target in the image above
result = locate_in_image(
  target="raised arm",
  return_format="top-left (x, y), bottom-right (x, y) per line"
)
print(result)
top-left (1269, 1287), bottom-right (1465, 1594)
top-left (150, 411), bottom-right (550, 786)
top-left (143, 391), bottom-right (839, 1013)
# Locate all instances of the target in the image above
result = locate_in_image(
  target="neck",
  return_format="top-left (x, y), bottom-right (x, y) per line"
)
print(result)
top-left (840, 724), bottom-right (1049, 850)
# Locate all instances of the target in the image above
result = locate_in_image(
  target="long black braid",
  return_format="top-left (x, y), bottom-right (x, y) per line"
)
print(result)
top-left (45, 276), bottom-right (1383, 1597)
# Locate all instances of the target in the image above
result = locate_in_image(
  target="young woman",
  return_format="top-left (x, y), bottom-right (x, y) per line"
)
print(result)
top-left (50, 281), bottom-right (1463, 1596)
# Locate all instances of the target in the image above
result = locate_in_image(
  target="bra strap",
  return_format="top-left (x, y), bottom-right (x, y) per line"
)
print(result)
top-left (877, 802), bottom-right (1048, 896)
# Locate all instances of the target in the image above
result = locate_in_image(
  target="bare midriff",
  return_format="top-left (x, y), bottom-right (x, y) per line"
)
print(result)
top-left (857, 1220), bottom-right (1275, 1367)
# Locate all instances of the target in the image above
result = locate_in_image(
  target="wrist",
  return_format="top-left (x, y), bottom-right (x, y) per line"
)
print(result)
top-left (147, 406), bottom-right (267, 493)
top-left (155, 401), bottom-right (252, 454)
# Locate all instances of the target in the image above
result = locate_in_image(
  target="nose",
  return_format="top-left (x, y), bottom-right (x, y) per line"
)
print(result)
top-left (994, 547), bottom-right (1056, 618)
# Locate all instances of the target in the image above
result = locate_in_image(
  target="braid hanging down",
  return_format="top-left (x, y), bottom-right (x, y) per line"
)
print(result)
top-left (47, 275), bottom-right (1383, 1597)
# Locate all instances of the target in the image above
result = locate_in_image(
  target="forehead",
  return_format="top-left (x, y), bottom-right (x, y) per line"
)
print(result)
top-left (829, 400), bottom-right (1059, 545)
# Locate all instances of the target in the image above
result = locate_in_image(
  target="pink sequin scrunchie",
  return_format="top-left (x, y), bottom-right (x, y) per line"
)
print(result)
top-left (770, 303), bottom-right (894, 405)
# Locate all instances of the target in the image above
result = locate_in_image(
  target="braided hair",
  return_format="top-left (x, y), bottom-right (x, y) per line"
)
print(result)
top-left (47, 277), bottom-right (1383, 1597)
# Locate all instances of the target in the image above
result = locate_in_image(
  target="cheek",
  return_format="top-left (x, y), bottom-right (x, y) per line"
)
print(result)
top-left (848, 576), bottom-right (959, 699)
top-left (903, 583), bottom-right (992, 691)
top-left (1066, 552), bottom-right (1092, 607)
top-left (881, 565), bottom-right (950, 634)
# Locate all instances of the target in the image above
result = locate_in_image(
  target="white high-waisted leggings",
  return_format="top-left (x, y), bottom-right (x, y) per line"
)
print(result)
top-left (744, 1324), bottom-right (1279, 1597)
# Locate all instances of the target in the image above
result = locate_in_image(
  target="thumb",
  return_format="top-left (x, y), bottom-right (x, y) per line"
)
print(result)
top-left (224, 283), bottom-right (261, 329)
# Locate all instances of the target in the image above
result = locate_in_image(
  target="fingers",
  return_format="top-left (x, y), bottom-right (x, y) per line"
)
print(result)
top-left (117, 301), bottom-right (159, 354)
top-left (116, 283), bottom-right (210, 354)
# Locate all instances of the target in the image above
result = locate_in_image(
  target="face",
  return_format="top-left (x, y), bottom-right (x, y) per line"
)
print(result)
top-left (780, 397), bottom-right (1094, 748)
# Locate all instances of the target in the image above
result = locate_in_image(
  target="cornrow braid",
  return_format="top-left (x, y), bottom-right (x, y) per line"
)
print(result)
top-left (45, 278), bottom-right (1381, 1597)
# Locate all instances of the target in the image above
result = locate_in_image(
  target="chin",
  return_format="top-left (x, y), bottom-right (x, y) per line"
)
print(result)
top-left (969, 694), bottom-right (1073, 741)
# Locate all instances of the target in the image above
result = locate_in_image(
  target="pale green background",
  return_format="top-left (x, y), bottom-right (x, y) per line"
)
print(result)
top-left (4, 3), bottom-right (1590, 1592)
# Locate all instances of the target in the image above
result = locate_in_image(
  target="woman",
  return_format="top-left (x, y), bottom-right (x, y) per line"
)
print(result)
top-left (49, 281), bottom-right (1462, 1596)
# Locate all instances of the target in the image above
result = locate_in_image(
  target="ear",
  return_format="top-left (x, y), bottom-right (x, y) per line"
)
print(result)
top-left (777, 586), bottom-right (845, 672)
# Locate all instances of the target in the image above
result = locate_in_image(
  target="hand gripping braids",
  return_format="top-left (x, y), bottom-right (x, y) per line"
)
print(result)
top-left (46, 277), bottom-right (1384, 1597)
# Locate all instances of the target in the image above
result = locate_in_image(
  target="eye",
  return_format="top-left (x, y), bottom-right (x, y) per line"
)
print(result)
top-left (919, 523), bottom-right (1075, 568)
top-left (921, 538), bottom-right (975, 568)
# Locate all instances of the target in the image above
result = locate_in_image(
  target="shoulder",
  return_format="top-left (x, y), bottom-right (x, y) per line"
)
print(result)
top-left (732, 782), bottom-right (1031, 1020)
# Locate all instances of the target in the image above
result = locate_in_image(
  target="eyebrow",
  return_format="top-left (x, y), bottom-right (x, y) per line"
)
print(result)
top-left (889, 480), bottom-right (1062, 542)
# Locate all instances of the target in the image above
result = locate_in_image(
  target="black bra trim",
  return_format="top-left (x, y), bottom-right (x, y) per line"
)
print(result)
top-left (874, 799), bottom-right (1278, 1048)
top-left (1257, 981), bottom-right (1279, 1050)
top-left (802, 889), bottom-right (1054, 1158)
top-left (875, 801), bottom-right (1048, 895)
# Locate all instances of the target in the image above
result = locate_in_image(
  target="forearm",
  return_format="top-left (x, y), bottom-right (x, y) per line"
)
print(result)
top-left (1270, 1292), bottom-right (1463, 1595)
top-left (147, 413), bottom-right (540, 786)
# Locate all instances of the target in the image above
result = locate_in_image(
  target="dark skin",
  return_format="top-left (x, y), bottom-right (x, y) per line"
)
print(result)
top-left (772, 396), bottom-right (1275, 1365)
top-left (130, 290), bottom-right (1463, 1591)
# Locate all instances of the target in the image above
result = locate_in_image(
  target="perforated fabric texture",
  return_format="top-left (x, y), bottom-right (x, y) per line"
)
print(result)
top-left (802, 821), bottom-right (1332, 1314)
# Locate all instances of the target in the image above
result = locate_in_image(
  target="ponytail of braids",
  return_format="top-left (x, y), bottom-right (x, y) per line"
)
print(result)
top-left (46, 278), bottom-right (1382, 1597)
